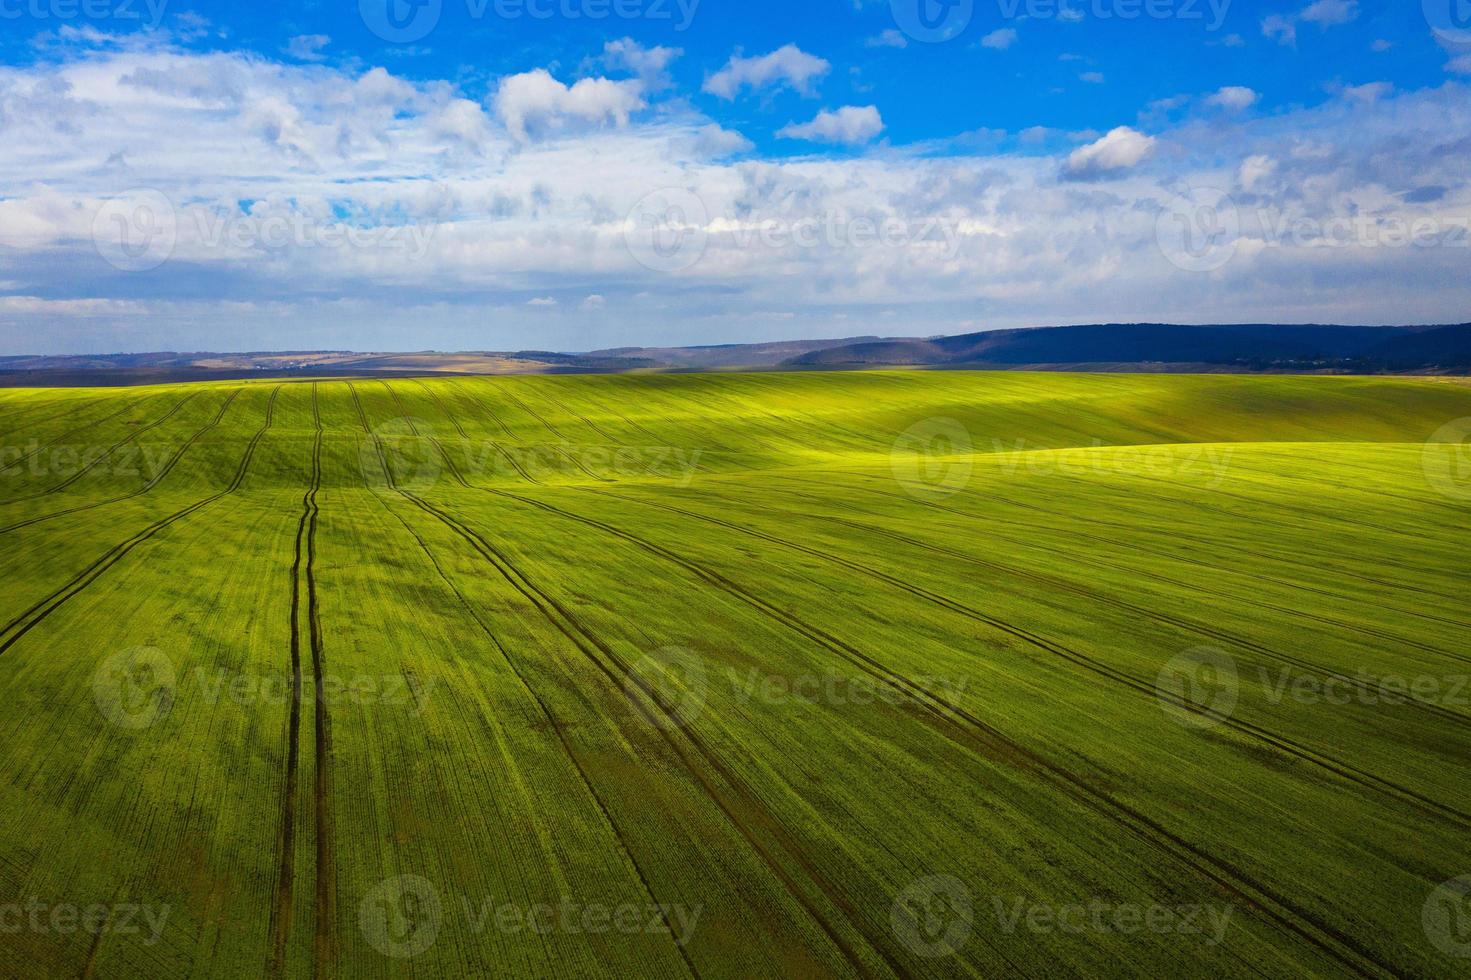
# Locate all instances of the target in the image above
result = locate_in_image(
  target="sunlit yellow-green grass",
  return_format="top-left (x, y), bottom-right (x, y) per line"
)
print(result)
top-left (0, 371), bottom-right (1467, 978)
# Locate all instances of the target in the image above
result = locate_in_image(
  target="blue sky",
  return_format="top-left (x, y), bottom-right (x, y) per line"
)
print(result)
top-left (0, 0), bottom-right (1468, 353)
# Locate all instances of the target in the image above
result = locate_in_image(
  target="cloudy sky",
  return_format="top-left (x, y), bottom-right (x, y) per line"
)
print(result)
top-left (0, 0), bottom-right (1468, 354)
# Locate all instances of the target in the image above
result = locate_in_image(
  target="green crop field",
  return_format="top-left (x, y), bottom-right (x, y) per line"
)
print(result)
top-left (0, 370), bottom-right (1468, 978)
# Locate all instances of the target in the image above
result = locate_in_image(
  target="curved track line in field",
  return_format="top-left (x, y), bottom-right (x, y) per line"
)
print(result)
top-left (0, 390), bottom-right (244, 536)
top-left (497, 386), bottom-right (564, 440)
top-left (0, 387), bottom-right (280, 658)
top-left (409, 377), bottom-right (469, 440)
top-left (16, 391), bottom-right (201, 501)
top-left (0, 398), bottom-right (97, 440)
top-left (441, 378), bottom-right (518, 440)
top-left (703, 485), bottom-right (1471, 728)
top-left (456, 387), bottom-right (599, 479)
top-left (788, 471), bottom-right (1471, 644)
top-left (529, 386), bottom-right (620, 444)
top-left (551, 444), bottom-right (611, 484)
top-left (347, 382), bottom-right (375, 438)
top-left (1219, 450), bottom-right (1470, 519)
top-left (366, 491), bottom-right (702, 979)
top-left (955, 484), bottom-right (1471, 630)
top-left (307, 388), bottom-right (335, 976)
top-left (825, 462), bottom-right (1456, 589)
top-left (396, 492), bottom-right (899, 979)
top-left (381, 382), bottom-right (477, 488)
top-left (269, 384), bottom-right (323, 977)
top-left (576, 393), bottom-right (667, 445)
top-left (376, 378), bottom-right (417, 430)
top-left (1118, 456), bottom-right (1468, 533)
top-left (358, 392), bottom-right (538, 487)
top-left (929, 473), bottom-right (1471, 648)
top-left (573, 487), bottom-right (1471, 827)
top-left (347, 407), bottom-right (883, 974)
top-left (0, 396), bottom-right (158, 483)
top-left (491, 443), bottom-right (540, 484)
top-left (477, 488), bottom-right (1400, 979)
top-left (10, 388), bottom-right (201, 500)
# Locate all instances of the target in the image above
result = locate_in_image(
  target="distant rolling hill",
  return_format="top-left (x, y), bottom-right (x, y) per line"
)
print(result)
top-left (782, 323), bottom-right (1471, 372)
top-left (2, 323), bottom-right (1468, 385)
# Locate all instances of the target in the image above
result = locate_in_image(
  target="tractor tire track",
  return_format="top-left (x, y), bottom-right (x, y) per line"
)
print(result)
top-left (364, 482), bottom-right (701, 978)
top-left (567, 486), bottom-right (1471, 825)
top-left (884, 472), bottom-right (1471, 649)
top-left (410, 377), bottom-right (469, 439)
top-left (851, 502), bottom-right (1470, 723)
top-left (532, 387), bottom-right (620, 444)
top-left (0, 387), bottom-right (280, 657)
top-left (354, 409), bottom-right (864, 974)
top-left (491, 443), bottom-right (540, 484)
top-left (20, 391), bottom-right (201, 500)
top-left (395, 491), bottom-right (900, 979)
top-left (405, 386), bottom-right (541, 485)
top-left (702, 485), bottom-right (1471, 724)
top-left (269, 383), bottom-right (322, 977)
top-left (964, 467), bottom-right (1459, 591)
top-left (0, 390), bottom-right (243, 536)
top-left (0, 396), bottom-right (158, 485)
top-left (306, 387), bottom-right (334, 978)
top-left (498, 387), bottom-right (564, 439)
top-left (443, 378), bottom-right (518, 440)
top-left (470, 487), bottom-right (1408, 979)
top-left (790, 472), bottom-right (1471, 647)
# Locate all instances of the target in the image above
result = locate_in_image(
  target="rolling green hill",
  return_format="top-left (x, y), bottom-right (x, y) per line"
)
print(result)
top-left (0, 371), bottom-right (1468, 978)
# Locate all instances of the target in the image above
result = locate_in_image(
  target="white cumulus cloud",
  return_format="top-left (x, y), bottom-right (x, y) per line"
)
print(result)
top-left (493, 69), bottom-right (645, 142)
top-left (600, 38), bottom-right (682, 88)
top-left (1063, 126), bottom-right (1156, 179)
top-left (866, 30), bottom-right (908, 49)
top-left (1300, 0), bottom-right (1358, 27)
top-left (981, 28), bottom-right (1018, 50)
top-left (284, 35), bottom-right (330, 63)
top-left (1207, 86), bottom-right (1259, 110)
top-left (703, 45), bottom-right (829, 100)
top-left (777, 105), bottom-right (884, 144)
